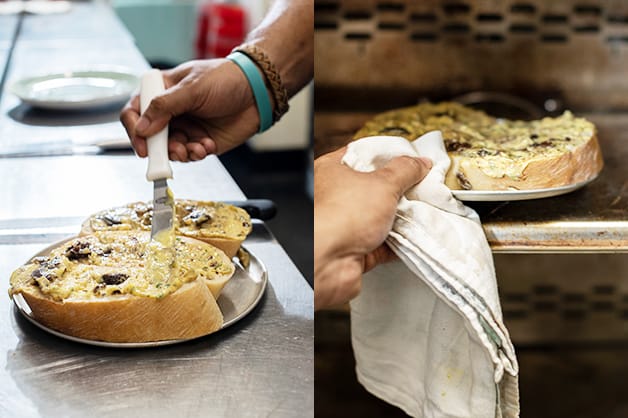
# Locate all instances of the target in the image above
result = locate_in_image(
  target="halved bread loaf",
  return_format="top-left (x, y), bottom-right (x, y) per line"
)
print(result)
top-left (354, 102), bottom-right (604, 191)
top-left (9, 232), bottom-right (235, 343)
top-left (80, 200), bottom-right (252, 258)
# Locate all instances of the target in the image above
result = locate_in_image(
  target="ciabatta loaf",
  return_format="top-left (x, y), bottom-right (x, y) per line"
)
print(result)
top-left (80, 200), bottom-right (252, 258)
top-left (9, 232), bottom-right (235, 343)
top-left (354, 102), bottom-right (604, 191)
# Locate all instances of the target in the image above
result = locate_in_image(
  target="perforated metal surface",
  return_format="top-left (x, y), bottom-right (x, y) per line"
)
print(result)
top-left (315, 0), bottom-right (628, 110)
top-left (496, 253), bottom-right (628, 343)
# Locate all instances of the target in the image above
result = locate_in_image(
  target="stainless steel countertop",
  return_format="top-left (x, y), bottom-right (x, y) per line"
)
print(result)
top-left (17, 2), bottom-right (133, 42)
top-left (0, 37), bottom-right (147, 156)
top-left (0, 158), bottom-right (313, 418)
top-left (0, 15), bottom-right (17, 42)
top-left (0, 216), bottom-right (314, 418)
top-left (0, 44), bottom-right (8, 75)
top-left (0, 7), bottom-right (146, 156)
top-left (0, 4), bottom-right (313, 417)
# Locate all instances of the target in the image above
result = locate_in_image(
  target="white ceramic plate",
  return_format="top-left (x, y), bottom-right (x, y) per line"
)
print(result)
top-left (12, 238), bottom-right (267, 348)
top-left (452, 176), bottom-right (598, 202)
top-left (9, 70), bottom-right (139, 110)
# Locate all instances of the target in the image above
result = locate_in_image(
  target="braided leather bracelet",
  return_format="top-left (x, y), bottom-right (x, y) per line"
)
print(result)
top-left (232, 44), bottom-right (290, 122)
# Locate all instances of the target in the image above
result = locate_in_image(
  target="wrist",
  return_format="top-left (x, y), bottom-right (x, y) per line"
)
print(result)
top-left (223, 59), bottom-right (257, 109)
top-left (231, 44), bottom-right (286, 122)
top-left (224, 58), bottom-right (276, 119)
top-left (226, 52), bottom-right (274, 132)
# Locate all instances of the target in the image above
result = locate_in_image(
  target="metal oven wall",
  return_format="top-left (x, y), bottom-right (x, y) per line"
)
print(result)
top-left (496, 253), bottom-right (628, 344)
top-left (315, 0), bottom-right (628, 111)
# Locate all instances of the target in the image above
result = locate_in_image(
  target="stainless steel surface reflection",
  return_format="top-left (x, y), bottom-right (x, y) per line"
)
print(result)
top-left (0, 181), bottom-right (313, 418)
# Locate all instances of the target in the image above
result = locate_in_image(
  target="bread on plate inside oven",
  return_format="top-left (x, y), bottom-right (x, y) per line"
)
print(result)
top-left (354, 102), bottom-right (604, 191)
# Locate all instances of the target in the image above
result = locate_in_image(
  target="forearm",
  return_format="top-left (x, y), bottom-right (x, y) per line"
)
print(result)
top-left (246, 0), bottom-right (313, 97)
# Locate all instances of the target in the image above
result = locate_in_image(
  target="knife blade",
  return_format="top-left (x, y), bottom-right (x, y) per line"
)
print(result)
top-left (139, 70), bottom-right (174, 239)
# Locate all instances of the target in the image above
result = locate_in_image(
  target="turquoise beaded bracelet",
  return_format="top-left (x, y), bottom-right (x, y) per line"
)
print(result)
top-left (227, 51), bottom-right (273, 133)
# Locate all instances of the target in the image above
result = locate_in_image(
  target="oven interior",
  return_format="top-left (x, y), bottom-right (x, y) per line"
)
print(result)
top-left (315, 1), bottom-right (628, 417)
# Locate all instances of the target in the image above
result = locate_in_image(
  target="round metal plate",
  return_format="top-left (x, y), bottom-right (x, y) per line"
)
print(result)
top-left (11, 237), bottom-right (267, 348)
top-left (451, 175), bottom-right (598, 202)
top-left (9, 69), bottom-right (139, 110)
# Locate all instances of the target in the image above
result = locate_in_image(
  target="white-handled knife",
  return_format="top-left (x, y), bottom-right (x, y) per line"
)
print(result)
top-left (140, 69), bottom-right (174, 239)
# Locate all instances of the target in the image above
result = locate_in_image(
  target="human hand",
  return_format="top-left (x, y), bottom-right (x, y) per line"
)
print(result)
top-left (314, 146), bottom-right (432, 310)
top-left (120, 59), bottom-right (265, 161)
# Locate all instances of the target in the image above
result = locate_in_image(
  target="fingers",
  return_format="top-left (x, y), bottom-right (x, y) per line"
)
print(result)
top-left (121, 65), bottom-right (220, 163)
top-left (168, 118), bottom-right (217, 162)
top-left (363, 244), bottom-right (397, 273)
top-left (135, 82), bottom-right (195, 139)
top-left (167, 140), bottom-right (210, 162)
top-left (376, 156), bottom-right (433, 199)
top-left (198, 137), bottom-right (217, 156)
top-left (120, 95), bottom-right (147, 157)
top-left (187, 142), bottom-right (208, 161)
top-left (168, 130), bottom-right (189, 162)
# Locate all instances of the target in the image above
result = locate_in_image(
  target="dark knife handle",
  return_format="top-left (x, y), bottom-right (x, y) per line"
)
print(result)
top-left (224, 199), bottom-right (277, 221)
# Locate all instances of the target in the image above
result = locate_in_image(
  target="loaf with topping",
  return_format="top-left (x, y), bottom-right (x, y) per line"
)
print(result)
top-left (354, 102), bottom-right (604, 191)
top-left (8, 231), bottom-right (235, 343)
top-left (80, 200), bottom-right (252, 258)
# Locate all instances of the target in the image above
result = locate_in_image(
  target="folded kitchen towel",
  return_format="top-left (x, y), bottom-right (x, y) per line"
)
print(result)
top-left (342, 131), bottom-right (519, 418)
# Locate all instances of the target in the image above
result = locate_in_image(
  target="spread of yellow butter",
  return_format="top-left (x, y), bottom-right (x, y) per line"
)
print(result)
top-left (90, 200), bottom-right (251, 240)
top-left (145, 186), bottom-right (176, 291)
top-left (354, 102), bottom-right (595, 179)
top-left (9, 232), bottom-right (233, 302)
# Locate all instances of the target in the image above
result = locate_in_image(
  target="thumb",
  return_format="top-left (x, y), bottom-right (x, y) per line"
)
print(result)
top-left (375, 156), bottom-right (432, 198)
top-left (363, 244), bottom-right (397, 273)
top-left (135, 84), bottom-right (192, 137)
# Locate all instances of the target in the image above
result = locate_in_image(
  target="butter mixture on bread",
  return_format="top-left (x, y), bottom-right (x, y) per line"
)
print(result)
top-left (354, 102), bottom-right (604, 191)
top-left (81, 200), bottom-right (252, 258)
top-left (8, 232), bottom-right (235, 343)
top-left (10, 232), bottom-right (234, 301)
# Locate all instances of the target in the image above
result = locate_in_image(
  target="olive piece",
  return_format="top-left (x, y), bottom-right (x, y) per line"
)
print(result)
top-left (66, 241), bottom-right (92, 261)
top-left (101, 273), bottom-right (129, 285)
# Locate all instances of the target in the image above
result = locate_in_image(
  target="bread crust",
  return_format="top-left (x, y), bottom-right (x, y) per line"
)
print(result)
top-left (193, 237), bottom-right (241, 267)
top-left (9, 234), bottom-right (233, 343)
top-left (17, 279), bottom-right (222, 343)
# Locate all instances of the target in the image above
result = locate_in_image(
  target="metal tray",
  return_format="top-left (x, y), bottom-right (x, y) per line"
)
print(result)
top-left (12, 238), bottom-right (267, 348)
top-left (451, 176), bottom-right (598, 202)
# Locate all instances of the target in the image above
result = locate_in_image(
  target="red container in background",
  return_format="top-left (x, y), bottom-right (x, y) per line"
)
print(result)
top-left (195, 2), bottom-right (248, 59)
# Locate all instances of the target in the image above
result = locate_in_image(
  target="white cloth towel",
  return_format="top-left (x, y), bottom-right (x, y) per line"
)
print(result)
top-left (342, 131), bottom-right (519, 418)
